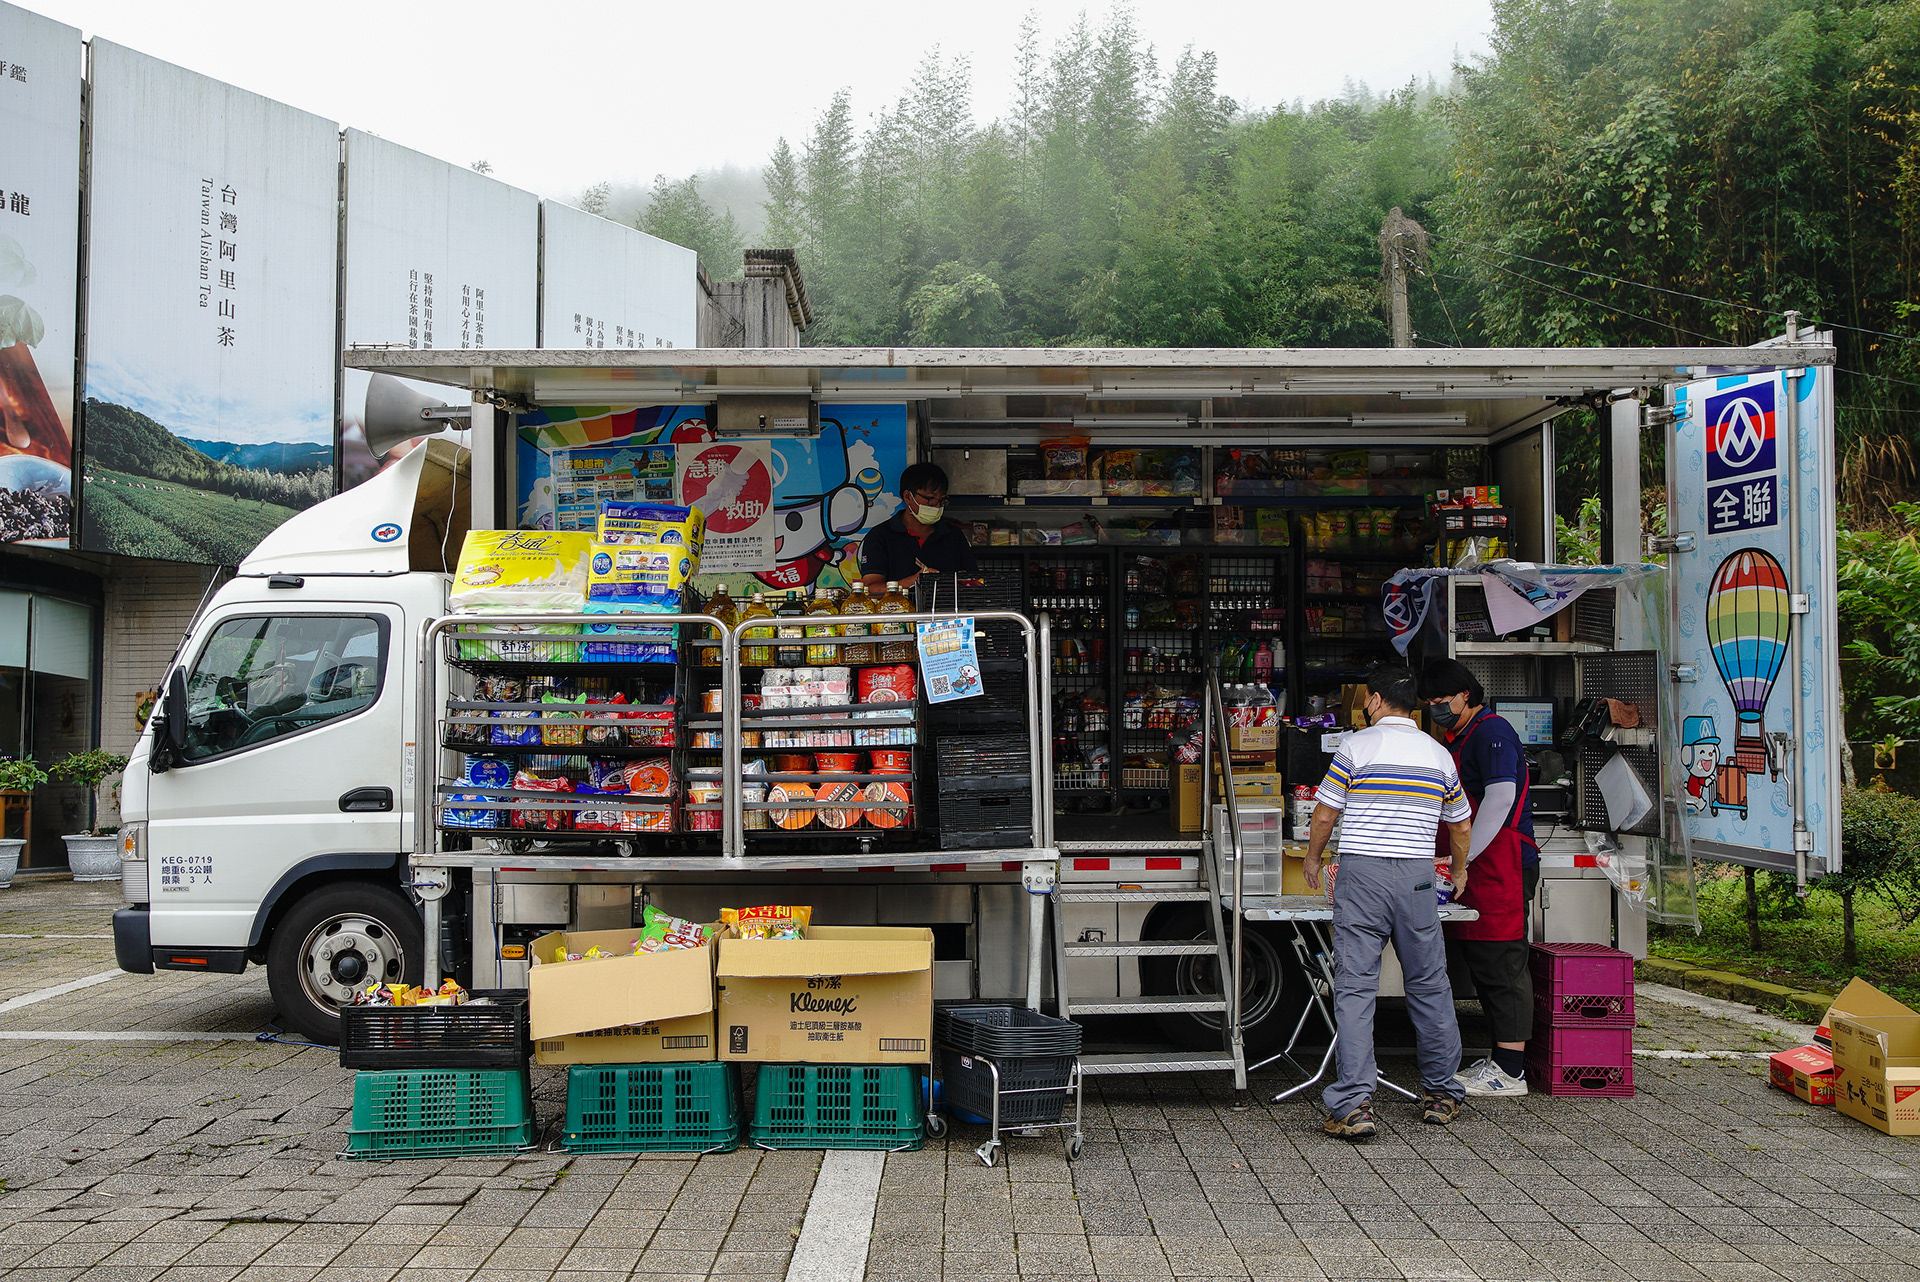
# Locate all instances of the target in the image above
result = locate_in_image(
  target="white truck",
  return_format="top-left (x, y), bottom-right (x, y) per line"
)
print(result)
top-left (112, 341), bottom-right (1842, 1084)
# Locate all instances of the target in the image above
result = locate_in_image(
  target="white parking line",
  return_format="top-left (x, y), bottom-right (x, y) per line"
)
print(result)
top-left (0, 969), bottom-right (125, 1014)
top-left (785, 1149), bottom-right (884, 1282)
top-left (0, 1030), bottom-right (256, 1041)
top-left (1635, 981), bottom-right (1815, 1039)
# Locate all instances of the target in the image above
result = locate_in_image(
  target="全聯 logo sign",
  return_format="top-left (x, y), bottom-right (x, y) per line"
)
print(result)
top-left (1706, 382), bottom-right (1777, 481)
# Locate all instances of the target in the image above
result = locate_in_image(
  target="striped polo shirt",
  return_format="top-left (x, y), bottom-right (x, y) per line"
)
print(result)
top-left (1315, 715), bottom-right (1472, 858)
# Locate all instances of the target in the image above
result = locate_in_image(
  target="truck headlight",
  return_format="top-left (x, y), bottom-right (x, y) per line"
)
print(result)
top-left (120, 822), bottom-right (148, 905)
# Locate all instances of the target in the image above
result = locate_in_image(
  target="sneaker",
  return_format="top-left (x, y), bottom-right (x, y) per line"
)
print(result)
top-left (1455, 1058), bottom-right (1530, 1098)
top-left (1322, 1103), bottom-right (1378, 1141)
top-left (1420, 1093), bottom-right (1462, 1125)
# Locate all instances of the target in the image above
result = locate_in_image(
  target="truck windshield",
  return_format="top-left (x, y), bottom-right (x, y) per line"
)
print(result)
top-left (181, 615), bottom-right (384, 761)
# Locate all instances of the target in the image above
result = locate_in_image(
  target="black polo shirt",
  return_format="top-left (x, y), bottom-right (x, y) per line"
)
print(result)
top-left (860, 511), bottom-right (978, 583)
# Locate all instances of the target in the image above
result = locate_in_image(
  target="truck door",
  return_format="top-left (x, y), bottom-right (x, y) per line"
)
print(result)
top-left (1666, 350), bottom-right (1842, 878)
top-left (146, 606), bottom-right (406, 951)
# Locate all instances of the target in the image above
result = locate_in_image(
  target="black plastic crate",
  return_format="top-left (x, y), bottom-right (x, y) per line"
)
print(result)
top-left (935, 1003), bottom-right (1083, 1057)
top-left (339, 991), bottom-right (530, 1070)
top-left (936, 792), bottom-right (1034, 850)
top-left (939, 1047), bottom-right (1076, 1126)
top-left (936, 734), bottom-right (1033, 790)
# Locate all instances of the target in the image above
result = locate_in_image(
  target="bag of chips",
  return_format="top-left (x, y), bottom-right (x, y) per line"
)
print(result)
top-left (637, 903), bottom-right (719, 952)
top-left (720, 904), bottom-right (813, 939)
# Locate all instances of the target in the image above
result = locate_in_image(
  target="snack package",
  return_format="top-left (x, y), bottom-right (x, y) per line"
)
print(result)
top-left (720, 904), bottom-right (814, 939)
top-left (623, 758), bottom-right (676, 798)
top-left (511, 771), bottom-right (574, 831)
top-left (596, 500), bottom-right (706, 555)
top-left (638, 903), bottom-right (720, 951)
top-left (541, 691), bottom-right (588, 747)
top-left (451, 530), bottom-right (592, 612)
top-left (587, 543), bottom-right (698, 614)
top-left (460, 620), bottom-right (582, 664)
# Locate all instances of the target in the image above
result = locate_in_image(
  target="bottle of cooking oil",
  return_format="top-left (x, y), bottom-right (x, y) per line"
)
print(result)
top-left (876, 581), bottom-right (913, 662)
top-left (774, 591), bottom-right (808, 666)
top-left (838, 583), bottom-right (877, 663)
top-left (702, 584), bottom-right (737, 667)
top-left (804, 588), bottom-right (842, 664)
top-left (740, 592), bottom-right (775, 666)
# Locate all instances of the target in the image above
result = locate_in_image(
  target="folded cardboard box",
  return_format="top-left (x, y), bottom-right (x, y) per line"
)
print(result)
top-left (528, 928), bottom-right (718, 1065)
top-left (1827, 980), bottom-right (1920, 1136)
top-left (1214, 771), bottom-right (1285, 800)
top-left (1768, 1044), bottom-right (1837, 1107)
top-left (716, 926), bottom-right (933, 1064)
top-left (1816, 977), bottom-right (1914, 1047)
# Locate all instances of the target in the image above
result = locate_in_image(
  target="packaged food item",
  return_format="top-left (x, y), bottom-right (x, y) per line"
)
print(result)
top-left (582, 693), bottom-right (628, 748)
top-left (742, 757), bottom-right (769, 830)
top-left (720, 904), bottom-right (814, 939)
top-left (774, 591), bottom-right (808, 666)
top-left (817, 781), bottom-right (863, 829)
top-left (596, 500), bottom-right (706, 555)
top-left (740, 592), bottom-right (776, 665)
top-left (581, 617), bottom-right (677, 663)
top-left (768, 782), bottom-right (816, 829)
top-left (572, 784), bottom-right (623, 831)
top-left (638, 903), bottom-right (719, 951)
top-left (687, 780), bottom-right (723, 830)
top-left (587, 542), bottom-right (697, 614)
top-left (1255, 508), bottom-right (1290, 547)
top-left (862, 780), bottom-right (912, 828)
top-left (875, 582), bottom-right (913, 661)
top-left (512, 771), bottom-right (574, 831)
top-left (869, 748), bottom-right (912, 773)
top-left (623, 758), bottom-right (676, 798)
top-left (450, 530), bottom-right (592, 613)
top-left (815, 752), bottom-right (859, 773)
top-left (858, 665), bottom-right (917, 704)
top-left (804, 590), bottom-right (842, 663)
top-left (700, 584), bottom-right (737, 667)
top-left (839, 583), bottom-right (877, 662)
top-left (541, 691), bottom-right (587, 747)
top-left (702, 688), bottom-right (725, 714)
top-left (351, 979), bottom-right (469, 1006)
top-left (461, 620), bottom-right (582, 664)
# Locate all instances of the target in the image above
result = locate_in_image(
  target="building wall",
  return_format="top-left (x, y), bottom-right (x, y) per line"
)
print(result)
top-left (97, 559), bottom-right (220, 824)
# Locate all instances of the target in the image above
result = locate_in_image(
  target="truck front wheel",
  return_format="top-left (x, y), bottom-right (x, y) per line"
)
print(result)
top-left (267, 882), bottom-right (423, 1044)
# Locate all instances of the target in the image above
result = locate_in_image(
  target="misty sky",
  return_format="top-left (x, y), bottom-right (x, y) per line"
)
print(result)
top-left (27, 0), bottom-right (1492, 206)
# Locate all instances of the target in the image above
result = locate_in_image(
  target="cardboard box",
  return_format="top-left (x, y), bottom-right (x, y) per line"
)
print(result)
top-left (1828, 982), bottom-right (1920, 1135)
top-left (1769, 1044), bottom-right (1837, 1107)
top-left (1217, 770), bottom-right (1285, 800)
top-left (716, 926), bottom-right (933, 1064)
top-left (1281, 846), bottom-right (1316, 897)
top-left (1229, 723), bottom-right (1278, 753)
top-left (1817, 977), bottom-right (1915, 1047)
top-left (1173, 763), bottom-right (1205, 832)
top-left (528, 928), bottom-right (718, 1065)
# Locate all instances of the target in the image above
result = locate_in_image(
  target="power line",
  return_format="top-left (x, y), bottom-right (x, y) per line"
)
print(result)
top-left (1434, 255), bottom-right (1735, 347)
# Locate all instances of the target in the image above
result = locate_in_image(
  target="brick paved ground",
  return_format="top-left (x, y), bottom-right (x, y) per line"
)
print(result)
top-left (0, 877), bottom-right (1914, 1282)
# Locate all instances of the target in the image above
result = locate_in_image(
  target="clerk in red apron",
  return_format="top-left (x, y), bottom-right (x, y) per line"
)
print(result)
top-left (1421, 659), bottom-right (1535, 1098)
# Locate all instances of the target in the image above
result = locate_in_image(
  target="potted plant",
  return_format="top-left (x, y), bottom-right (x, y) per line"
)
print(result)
top-left (0, 756), bottom-right (47, 888)
top-left (49, 749), bottom-right (130, 882)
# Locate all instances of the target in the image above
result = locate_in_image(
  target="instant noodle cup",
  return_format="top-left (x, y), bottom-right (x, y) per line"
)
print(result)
top-left (767, 783), bottom-right (816, 829)
top-left (815, 752), bottom-right (859, 773)
top-left (687, 782), bottom-right (723, 831)
top-left (862, 780), bottom-right (912, 828)
top-left (772, 754), bottom-right (812, 774)
top-left (869, 748), bottom-right (912, 773)
top-left (858, 665), bottom-right (917, 703)
top-left (742, 782), bottom-right (769, 829)
top-left (702, 689), bottom-right (725, 714)
top-left (817, 781), bottom-right (863, 829)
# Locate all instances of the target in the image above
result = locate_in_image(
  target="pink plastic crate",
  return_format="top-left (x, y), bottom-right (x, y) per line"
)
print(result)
top-left (1529, 942), bottom-right (1634, 1028)
top-left (1526, 1024), bottom-right (1635, 1098)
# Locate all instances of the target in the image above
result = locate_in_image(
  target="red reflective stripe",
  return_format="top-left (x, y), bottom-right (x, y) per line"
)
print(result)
top-left (1575, 854), bottom-right (1599, 867)
top-left (1144, 858), bottom-right (1183, 870)
top-left (930, 864), bottom-right (967, 872)
top-left (1072, 858), bottom-right (1111, 870)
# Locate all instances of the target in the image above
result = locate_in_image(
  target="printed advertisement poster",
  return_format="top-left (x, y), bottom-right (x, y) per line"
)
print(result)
top-left (81, 41), bottom-right (338, 565)
top-left (540, 201), bottom-right (696, 350)
top-left (0, 2), bottom-right (80, 546)
top-left (916, 617), bottom-right (982, 703)
top-left (676, 439), bottom-right (774, 573)
top-left (516, 405), bottom-right (713, 529)
top-left (1669, 359), bottom-right (1842, 874)
top-left (340, 129), bottom-right (538, 488)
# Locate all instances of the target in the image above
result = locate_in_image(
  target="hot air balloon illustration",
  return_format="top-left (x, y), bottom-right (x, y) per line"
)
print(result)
top-left (1704, 548), bottom-right (1791, 782)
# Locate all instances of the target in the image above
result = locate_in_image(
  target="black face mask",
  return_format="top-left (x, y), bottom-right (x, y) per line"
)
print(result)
top-left (1428, 700), bottom-right (1462, 730)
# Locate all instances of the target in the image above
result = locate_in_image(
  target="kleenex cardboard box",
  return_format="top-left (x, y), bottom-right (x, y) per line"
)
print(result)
top-left (528, 928), bottom-right (717, 1065)
top-left (716, 926), bottom-right (932, 1064)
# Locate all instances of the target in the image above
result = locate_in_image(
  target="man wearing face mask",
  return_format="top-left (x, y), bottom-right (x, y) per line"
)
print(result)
top-left (1420, 658), bottom-right (1536, 1098)
top-left (860, 462), bottom-right (978, 593)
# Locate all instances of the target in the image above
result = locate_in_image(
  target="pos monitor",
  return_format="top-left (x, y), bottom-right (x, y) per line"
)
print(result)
top-left (1493, 700), bottom-right (1556, 748)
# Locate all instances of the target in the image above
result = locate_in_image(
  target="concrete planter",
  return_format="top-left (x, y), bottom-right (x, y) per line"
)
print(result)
top-left (0, 838), bottom-right (22, 888)
top-left (63, 834), bottom-right (122, 882)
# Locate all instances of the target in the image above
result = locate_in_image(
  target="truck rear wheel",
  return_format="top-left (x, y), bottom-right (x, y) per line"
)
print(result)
top-left (267, 881), bottom-right (423, 1044)
top-left (1138, 905), bottom-right (1300, 1056)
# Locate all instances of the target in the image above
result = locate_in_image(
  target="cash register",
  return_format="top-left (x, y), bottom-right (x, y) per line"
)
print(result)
top-left (1491, 698), bottom-right (1575, 823)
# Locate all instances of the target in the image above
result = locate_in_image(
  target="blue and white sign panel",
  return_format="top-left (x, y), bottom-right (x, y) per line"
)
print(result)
top-left (1669, 355), bottom-right (1841, 874)
top-left (915, 617), bottom-right (982, 704)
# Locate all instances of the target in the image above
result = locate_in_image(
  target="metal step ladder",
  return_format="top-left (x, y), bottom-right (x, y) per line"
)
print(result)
top-left (1045, 675), bottom-right (1250, 1090)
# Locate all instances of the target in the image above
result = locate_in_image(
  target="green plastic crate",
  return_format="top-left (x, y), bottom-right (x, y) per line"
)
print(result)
top-left (562, 1062), bottom-right (742, 1154)
top-left (749, 1064), bottom-right (924, 1151)
top-left (344, 1068), bottom-right (535, 1160)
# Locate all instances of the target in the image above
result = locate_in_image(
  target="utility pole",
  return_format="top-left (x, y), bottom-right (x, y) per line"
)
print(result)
top-left (1379, 207), bottom-right (1427, 349)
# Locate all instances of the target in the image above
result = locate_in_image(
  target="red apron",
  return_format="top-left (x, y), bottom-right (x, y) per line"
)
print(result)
top-left (1438, 711), bottom-right (1534, 942)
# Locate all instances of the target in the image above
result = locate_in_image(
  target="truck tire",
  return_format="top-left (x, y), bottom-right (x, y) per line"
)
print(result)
top-left (1137, 905), bottom-right (1301, 1057)
top-left (267, 881), bottom-right (423, 1044)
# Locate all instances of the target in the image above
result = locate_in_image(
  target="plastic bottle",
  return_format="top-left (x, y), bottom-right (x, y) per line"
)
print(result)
top-left (838, 583), bottom-right (877, 663)
top-left (1252, 640), bottom-right (1273, 685)
top-left (775, 591), bottom-right (808, 666)
top-left (876, 581), bottom-right (913, 662)
top-left (804, 588), bottom-right (842, 664)
top-left (703, 585), bottom-right (738, 668)
top-left (740, 592), bottom-right (775, 666)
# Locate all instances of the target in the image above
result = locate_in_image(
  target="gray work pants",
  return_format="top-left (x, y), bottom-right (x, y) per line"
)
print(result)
top-left (1323, 853), bottom-right (1463, 1117)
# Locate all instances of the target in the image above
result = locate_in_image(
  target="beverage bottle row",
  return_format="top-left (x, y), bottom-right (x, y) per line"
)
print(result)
top-left (731, 582), bottom-right (913, 665)
top-left (1032, 596), bottom-right (1106, 631)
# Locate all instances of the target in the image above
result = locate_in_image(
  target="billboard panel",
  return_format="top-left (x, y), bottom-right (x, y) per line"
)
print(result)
top-left (80, 41), bottom-right (337, 565)
top-left (1669, 358), bottom-right (1842, 875)
top-left (539, 201), bottom-right (696, 351)
top-left (0, 3), bottom-right (81, 546)
top-left (339, 129), bottom-right (538, 488)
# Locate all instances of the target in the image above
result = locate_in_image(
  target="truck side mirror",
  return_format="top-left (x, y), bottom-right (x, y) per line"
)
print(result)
top-left (149, 669), bottom-right (189, 774)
